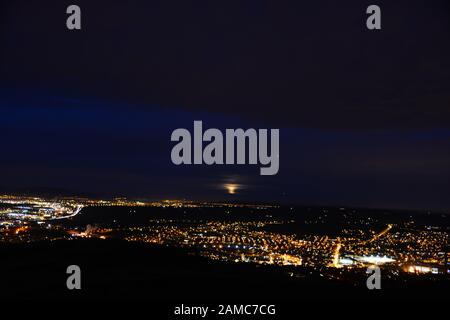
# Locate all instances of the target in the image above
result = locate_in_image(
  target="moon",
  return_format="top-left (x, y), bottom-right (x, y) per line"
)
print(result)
top-left (224, 183), bottom-right (239, 195)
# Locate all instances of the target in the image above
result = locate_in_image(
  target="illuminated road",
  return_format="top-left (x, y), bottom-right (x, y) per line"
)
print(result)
top-left (332, 241), bottom-right (342, 268)
top-left (368, 224), bottom-right (393, 243)
top-left (331, 224), bottom-right (393, 268)
top-left (52, 205), bottom-right (84, 220)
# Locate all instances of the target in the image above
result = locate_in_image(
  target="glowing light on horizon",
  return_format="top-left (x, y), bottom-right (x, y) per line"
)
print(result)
top-left (224, 183), bottom-right (239, 194)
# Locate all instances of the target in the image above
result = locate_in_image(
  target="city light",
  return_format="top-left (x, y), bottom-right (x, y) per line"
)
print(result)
top-left (1, 195), bottom-right (449, 283)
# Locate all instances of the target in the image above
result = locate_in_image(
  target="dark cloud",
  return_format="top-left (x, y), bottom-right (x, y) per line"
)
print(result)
top-left (1, 0), bottom-right (450, 210)
top-left (2, 0), bottom-right (450, 130)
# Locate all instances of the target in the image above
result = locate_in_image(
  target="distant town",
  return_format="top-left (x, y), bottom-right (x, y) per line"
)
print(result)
top-left (1, 194), bottom-right (449, 285)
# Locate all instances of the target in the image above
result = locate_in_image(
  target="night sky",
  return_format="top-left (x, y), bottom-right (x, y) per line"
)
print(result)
top-left (1, 0), bottom-right (450, 210)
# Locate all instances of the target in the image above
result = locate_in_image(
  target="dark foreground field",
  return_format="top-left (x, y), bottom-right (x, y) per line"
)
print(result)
top-left (0, 239), bottom-right (449, 301)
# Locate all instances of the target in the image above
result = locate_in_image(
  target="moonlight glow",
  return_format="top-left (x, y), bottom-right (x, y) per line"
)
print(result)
top-left (224, 184), bottom-right (239, 195)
